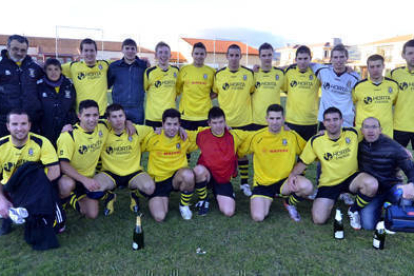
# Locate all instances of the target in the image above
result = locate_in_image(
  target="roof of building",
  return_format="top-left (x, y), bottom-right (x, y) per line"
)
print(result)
top-left (362, 34), bottom-right (414, 46)
top-left (170, 51), bottom-right (188, 63)
top-left (181, 38), bottom-right (259, 55)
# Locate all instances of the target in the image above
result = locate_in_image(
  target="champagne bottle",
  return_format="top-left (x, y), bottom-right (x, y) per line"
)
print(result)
top-left (373, 221), bottom-right (385, 250)
top-left (132, 215), bottom-right (144, 250)
top-left (333, 208), bottom-right (344, 240)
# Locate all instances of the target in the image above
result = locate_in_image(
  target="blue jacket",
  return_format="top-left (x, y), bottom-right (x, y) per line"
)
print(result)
top-left (0, 50), bottom-right (43, 133)
top-left (108, 57), bottom-right (147, 124)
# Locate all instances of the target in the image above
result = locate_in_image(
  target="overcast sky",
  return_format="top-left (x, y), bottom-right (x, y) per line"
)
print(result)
top-left (1, 0), bottom-right (412, 50)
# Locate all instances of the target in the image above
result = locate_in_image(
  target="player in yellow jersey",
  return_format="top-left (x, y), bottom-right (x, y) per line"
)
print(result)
top-left (144, 42), bottom-right (179, 128)
top-left (0, 109), bottom-right (60, 235)
top-left (289, 107), bottom-right (378, 229)
top-left (93, 104), bottom-right (155, 216)
top-left (141, 108), bottom-right (198, 221)
top-left (177, 42), bottom-right (215, 130)
top-left (353, 54), bottom-right (399, 138)
top-left (57, 100), bottom-right (109, 219)
top-left (252, 43), bottom-right (285, 130)
top-left (282, 45), bottom-right (320, 141)
top-left (213, 44), bottom-right (255, 197)
top-left (62, 38), bottom-right (110, 116)
top-left (389, 39), bottom-right (414, 147)
top-left (238, 104), bottom-right (313, 222)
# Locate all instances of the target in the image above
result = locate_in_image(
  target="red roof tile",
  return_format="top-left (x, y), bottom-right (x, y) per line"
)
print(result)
top-left (182, 38), bottom-right (258, 55)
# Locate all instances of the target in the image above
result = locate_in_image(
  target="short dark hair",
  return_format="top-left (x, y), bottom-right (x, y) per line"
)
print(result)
top-left (323, 107), bottom-right (342, 119)
top-left (208, 106), bottom-right (226, 121)
top-left (162, 108), bottom-right (180, 123)
top-left (331, 44), bottom-right (348, 58)
top-left (192, 42), bottom-right (207, 54)
top-left (44, 58), bottom-right (62, 71)
top-left (155, 41), bottom-right (170, 52)
top-left (402, 39), bottom-right (414, 55)
top-left (227, 44), bottom-right (241, 55)
top-left (122, 38), bottom-right (137, 49)
top-left (367, 54), bottom-right (384, 65)
top-left (259, 43), bottom-right (273, 55)
top-left (7, 35), bottom-right (29, 47)
top-left (266, 104), bottom-right (284, 115)
top-left (7, 109), bottom-right (30, 123)
top-left (80, 38), bottom-right (97, 52)
top-left (105, 103), bottom-right (125, 117)
top-left (79, 100), bottom-right (99, 114)
top-left (296, 45), bottom-right (311, 58)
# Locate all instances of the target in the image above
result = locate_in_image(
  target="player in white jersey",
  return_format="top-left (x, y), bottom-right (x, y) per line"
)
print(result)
top-left (312, 44), bottom-right (360, 129)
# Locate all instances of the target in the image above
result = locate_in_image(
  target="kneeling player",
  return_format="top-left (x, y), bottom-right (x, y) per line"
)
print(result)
top-left (193, 107), bottom-right (250, 217)
top-left (93, 104), bottom-right (155, 215)
top-left (238, 104), bottom-right (313, 222)
top-left (141, 109), bottom-right (198, 221)
top-left (289, 107), bottom-right (378, 229)
top-left (57, 100), bottom-right (109, 219)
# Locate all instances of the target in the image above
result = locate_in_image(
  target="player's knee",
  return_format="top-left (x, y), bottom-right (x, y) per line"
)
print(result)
top-left (193, 165), bottom-right (208, 182)
top-left (181, 169), bottom-right (195, 184)
top-left (363, 176), bottom-right (378, 196)
top-left (58, 178), bottom-right (75, 197)
top-left (84, 208), bottom-right (99, 219)
top-left (141, 181), bottom-right (155, 195)
top-left (312, 213), bottom-right (327, 225)
top-left (220, 206), bottom-right (235, 217)
top-left (297, 179), bottom-right (314, 196)
top-left (251, 211), bottom-right (265, 222)
top-left (152, 211), bottom-right (166, 222)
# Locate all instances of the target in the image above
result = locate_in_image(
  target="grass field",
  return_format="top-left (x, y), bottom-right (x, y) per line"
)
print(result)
top-left (2, 156), bottom-right (414, 276)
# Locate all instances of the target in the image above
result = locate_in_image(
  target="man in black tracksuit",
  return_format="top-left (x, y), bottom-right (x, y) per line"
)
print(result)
top-left (358, 117), bottom-right (414, 230)
top-left (0, 35), bottom-right (43, 136)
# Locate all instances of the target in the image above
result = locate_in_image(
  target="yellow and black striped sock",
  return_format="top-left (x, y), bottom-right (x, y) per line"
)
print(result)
top-left (195, 181), bottom-right (208, 201)
top-left (286, 193), bottom-right (304, 206)
top-left (238, 160), bottom-right (249, 185)
top-left (180, 191), bottom-right (193, 206)
top-left (351, 193), bottom-right (374, 212)
top-left (69, 192), bottom-right (82, 213)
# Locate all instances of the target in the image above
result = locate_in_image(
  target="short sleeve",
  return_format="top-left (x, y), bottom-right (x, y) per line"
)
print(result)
top-left (57, 132), bottom-right (75, 162)
top-left (299, 140), bottom-right (317, 165)
top-left (61, 62), bottom-right (72, 79)
top-left (40, 138), bottom-right (59, 166)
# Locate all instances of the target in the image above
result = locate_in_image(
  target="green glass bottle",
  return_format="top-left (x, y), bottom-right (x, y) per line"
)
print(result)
top-left (132, 215), bottom-right (144, 250)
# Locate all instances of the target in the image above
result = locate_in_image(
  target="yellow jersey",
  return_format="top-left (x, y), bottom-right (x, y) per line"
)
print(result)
top-left (144, 65), bottom-right (179, 122)
top-left (57, 121), bottom-right (108, 178)
top-left (177, 64), bottom-right (215, 121)
top-left (253, 67), bottom-right (285, 125)
top-left (0, 133), bottom-right (58, 184)
top-left (213, 66), bottom-right (255, 127)
top-left (62, 60), bottom-right (110, 116)
top-left (300, 128), bottom-right (359, 187)
top-left (282, 66), bottom-right (320, 125)
top-left (352, 77), bottom-right (399, 137)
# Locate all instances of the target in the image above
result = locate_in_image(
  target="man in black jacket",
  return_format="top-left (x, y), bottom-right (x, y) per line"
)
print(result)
top-left (359, 117), bottom-right (414, 230)
top-left (0, 35), bottom-right (43, 136)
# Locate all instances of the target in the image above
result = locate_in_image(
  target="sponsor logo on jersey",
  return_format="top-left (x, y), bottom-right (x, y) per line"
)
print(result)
top-left (77, 72), bottom-right (85, 80)
top-left (399, 82), bottom-right (409, 90)
top-left (290, 80), bottom-right (298, 87)
top-left (255, 82), bottom-right (261, 89)
top-left (155, 80), bottom-right (162, 88)
top-left (106, 146), bottom-right (114, 155)
top-left (4, 162), bottom-right (14, 172)
top-left (324, 148), bottom-right (351, 161)
top-left (222, 83), bottom-right (230, 90)
top-left (364, 97), bottom-right (373, 104)
top-left (323, 82), bottom-right (331, 90)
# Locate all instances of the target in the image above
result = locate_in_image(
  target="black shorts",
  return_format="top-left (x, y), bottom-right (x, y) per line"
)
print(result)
top-left (150, 176), bottom-right (179, 198)
top-left (316, 172), bottom-right (359, 200)
top-left (250, 124), bottom-right (267, 131)
top-left (231, 124), bottom-right (256, 131)
top-left (102, 170), bottom-right (144, 188)
top-left (212, 179), bottom-right (235, 199)
top-left (394, 130), bottom-right (414, 148)
top-left (251, 178), bottom-right (287, 199)
top-left (145, 120), bottom-right (162, 128)
top-left (181, 119), bottom-right (208, 131)
top-left (74, 181), bottom-right (88, 198)
top-left (285, 122), bottom-right (317, 141)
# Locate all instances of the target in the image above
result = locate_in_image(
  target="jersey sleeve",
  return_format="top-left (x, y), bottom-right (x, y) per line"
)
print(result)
top-left (393, 85), bottom-right (399, 104)
top-left (352, 87), bottom-right (357, 103)
top-left (186, 134), bottom-right (199, 153)
top-left (141, 132), bottom-right (156, 152)
top-left (135, 125), bottom-right (154, 143)
top-left (292, 131), bottom-right (307, 154)
top-left (40, 138), bottom-right (59, 166)
top-left (57, 132), bottom-right (75, 162)
top-left (144, 68), bottom-right (150, 92)
top-left (176, 68), bottom-right (184, 95)
top-left (212, 74), bottom-right (219, 94)
top-left (282, 70), bottom-right (289, 92)
top-left (235, 129), bottom-right (256, 157)
top-left (61, 63), bottom-right (72, 79)
top-left (299, 140), bottom-right (317, 165)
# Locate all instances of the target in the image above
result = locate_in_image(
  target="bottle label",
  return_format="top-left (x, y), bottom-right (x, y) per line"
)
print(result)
top-left (373, 239), bottom-right (380, 249)
top-left (334, 231), bottom-right (344, 239)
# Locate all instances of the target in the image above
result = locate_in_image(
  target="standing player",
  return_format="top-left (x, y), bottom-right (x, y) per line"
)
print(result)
top-left (144, 42), bottom-right (179, 128)
top-left (239, 104), bottom-right (313, 222)
top-left (57, 100), bottom-right (109, 219)
top-left (0, 109), bottom-right (60, 235)
top-left (282, 46), bottom-right (320, 141)
top-left (108, 38), bottom-right (148, 124)
top-left (213, 44), bottom-right (255, 196)
top-left (62, 38), bottom-right (110, 116)
top-left (94, 104), bottom-right (155, 215)
top-left (177, 42), bottom-right (215, 131)
top-left (353, 54), bottom-right (399, 138)
top-left (252, 43), bottom-right (285, 130)
top-left (141, 108), bottom-right (197, 221)
top-left (289, 107), bottom-right (378, 229)
top-left (389, 39), bottom-right (414, 147)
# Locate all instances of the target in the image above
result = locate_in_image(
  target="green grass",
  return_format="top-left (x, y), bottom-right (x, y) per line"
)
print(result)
top-left (2, 157), bottom-right (414, 276)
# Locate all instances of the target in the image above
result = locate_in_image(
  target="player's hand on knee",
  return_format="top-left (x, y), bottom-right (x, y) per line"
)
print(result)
top-left (83, 178), bottom-right (100, 192)
top-left (403, 182), bottom-right (414, 199)
top-left (288, 175), bottom-right (298, 193)
top-left (0, 196), bottom-right (13, 218)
